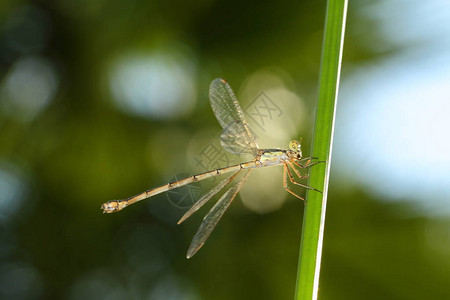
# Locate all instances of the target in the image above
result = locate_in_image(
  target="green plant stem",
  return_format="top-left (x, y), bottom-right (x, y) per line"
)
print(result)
top-left (294, 0), bottom-right (348, 299)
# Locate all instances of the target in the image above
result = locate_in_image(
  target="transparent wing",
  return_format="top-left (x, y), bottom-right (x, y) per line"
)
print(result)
top-left (186, 169), bottom-right (252, 258)
top-left (209, 78), bottom-right (259, 155)
top-left (177, 171), bottom-right (241, 224)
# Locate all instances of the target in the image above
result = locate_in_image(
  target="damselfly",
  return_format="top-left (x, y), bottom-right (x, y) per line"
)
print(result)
top-left (102, 78), bottom-right (322, 258)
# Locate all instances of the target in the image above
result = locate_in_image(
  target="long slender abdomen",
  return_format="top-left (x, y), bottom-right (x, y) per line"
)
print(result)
top-left (101, 160), bottom-right (262, 213)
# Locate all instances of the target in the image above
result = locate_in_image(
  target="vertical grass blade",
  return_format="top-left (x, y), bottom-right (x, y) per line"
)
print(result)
top-left (294, 0), bottom-right (348, 299)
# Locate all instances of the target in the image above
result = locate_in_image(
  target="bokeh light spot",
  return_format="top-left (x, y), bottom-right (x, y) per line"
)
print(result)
top-left (109, 48), bottom-right (197, 120)
top-left (1, 56), bottom-right (59, 122)
top-left (0, 162), bottom-right (28, 222)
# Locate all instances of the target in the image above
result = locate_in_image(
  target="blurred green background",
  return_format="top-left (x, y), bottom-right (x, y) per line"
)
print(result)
top-left (1, 0), bottom-right (449, 299)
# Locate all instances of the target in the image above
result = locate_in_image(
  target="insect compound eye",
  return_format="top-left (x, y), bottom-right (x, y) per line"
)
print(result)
top-left (289, 140), bottom-right (301, 152)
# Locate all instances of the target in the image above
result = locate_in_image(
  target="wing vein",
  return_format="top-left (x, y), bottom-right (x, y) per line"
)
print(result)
top-left (209, 78), bottom-right (259, 155)
top-left (186, 169), bottom-right (252, 258)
